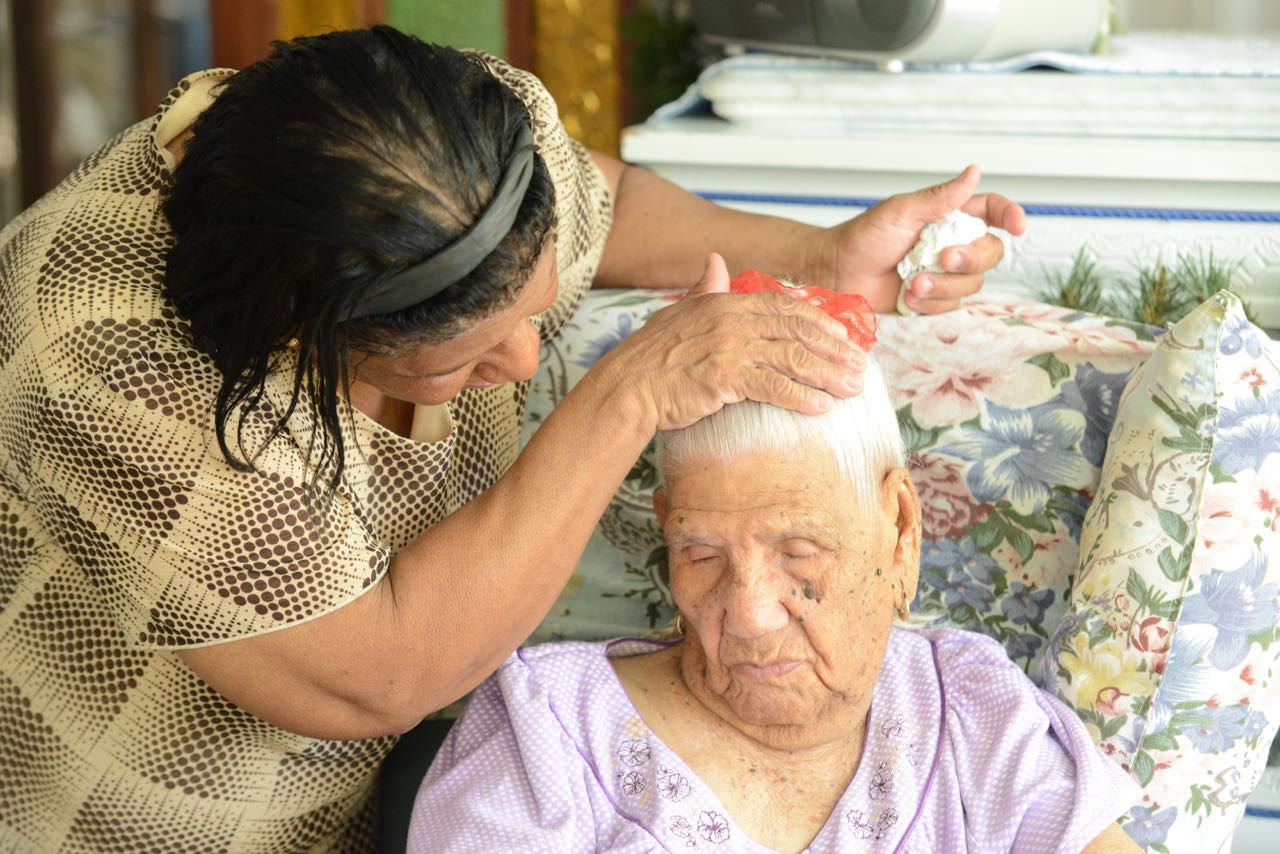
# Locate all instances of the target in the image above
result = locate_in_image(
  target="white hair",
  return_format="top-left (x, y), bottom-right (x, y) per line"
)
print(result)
top-left (656, 355), bottom-right (905, 510)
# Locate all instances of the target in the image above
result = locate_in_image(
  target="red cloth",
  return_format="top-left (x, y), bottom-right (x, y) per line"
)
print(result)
top-left (730, 270), bottom-right (877, 351)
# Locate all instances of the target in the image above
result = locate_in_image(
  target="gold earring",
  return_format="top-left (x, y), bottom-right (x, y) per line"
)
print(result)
top-left (896, 603), bottom-right (910, 620)
top-left (673, 613), bottom-right (685, 636)
top-left (285, 337), bottom-right (301, 351)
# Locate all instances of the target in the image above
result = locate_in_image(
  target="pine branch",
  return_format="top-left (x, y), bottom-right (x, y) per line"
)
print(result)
top-left (1036, 249), bottom-right (1113, 316)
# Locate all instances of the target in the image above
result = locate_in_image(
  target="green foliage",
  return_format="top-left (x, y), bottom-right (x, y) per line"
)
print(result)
top-left (896, 405), bottom-right (945, 454)
top-left (604, 550), bottom-right (673, 628)
top-left (1037, 248), bottom-right (1256, 328)
top-left (1132, 749), bottom-right (1156, 786)
top-left (620, 2), bottom-right (702, 123)
top-left (1185, 783), bottom-right (1214, 827)
top-left (1028, 352), bottom-right (1071, 387)
top-left (1036, 249), bottom-right (1114, 316)
top-left (1125, 260), bottom-right (1199, 328)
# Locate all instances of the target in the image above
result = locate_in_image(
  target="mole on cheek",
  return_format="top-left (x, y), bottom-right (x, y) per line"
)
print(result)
top-left (802, 582), bottom-right (817, 601)
top-left (875, 567), bottom-right (882, 577)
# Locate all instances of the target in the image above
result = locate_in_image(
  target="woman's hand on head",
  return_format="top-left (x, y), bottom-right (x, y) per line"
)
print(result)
top-left (594, 253), bottom-right (867, 433)
top-left (812, 165), bottom-right (1027, 314)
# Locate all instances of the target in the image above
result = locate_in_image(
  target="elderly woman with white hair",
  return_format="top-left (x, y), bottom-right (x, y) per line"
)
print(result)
top-left (407, 280), bottom-right (1142, 853)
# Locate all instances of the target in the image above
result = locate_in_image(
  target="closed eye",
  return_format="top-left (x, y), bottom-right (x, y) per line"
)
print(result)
top-left (684, 546), bottom-right (721, 565)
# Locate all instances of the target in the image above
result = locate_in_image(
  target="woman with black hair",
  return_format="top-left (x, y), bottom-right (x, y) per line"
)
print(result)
top-left (0, 26), bottom-right (1023, 852)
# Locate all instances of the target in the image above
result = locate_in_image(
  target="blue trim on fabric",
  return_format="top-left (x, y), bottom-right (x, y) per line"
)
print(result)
top-left (694, 191), bottom-right (1280, 223)
top-left (1246, 805), bottom-right (1280, 820)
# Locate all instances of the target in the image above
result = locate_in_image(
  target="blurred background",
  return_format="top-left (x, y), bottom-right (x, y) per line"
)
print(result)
top-left (1, 0), bottom-right (1278, 227)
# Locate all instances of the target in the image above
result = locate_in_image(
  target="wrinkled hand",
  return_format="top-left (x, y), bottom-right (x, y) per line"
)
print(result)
top-left (816, 166), bottom-right (1027, 314)
top-left (597, 253), bottom-right (867, 432)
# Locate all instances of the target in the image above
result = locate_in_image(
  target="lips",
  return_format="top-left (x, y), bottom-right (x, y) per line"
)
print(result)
top-left (728, 660), bottom-right (803, 681)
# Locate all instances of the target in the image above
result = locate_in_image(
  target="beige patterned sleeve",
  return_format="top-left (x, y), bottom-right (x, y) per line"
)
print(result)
top-left (469, 51), bottom-right (614, 343)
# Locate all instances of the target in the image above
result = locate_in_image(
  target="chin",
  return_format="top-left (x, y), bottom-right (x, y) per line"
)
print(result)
top-left (727, 687), bottom-right (817, 729)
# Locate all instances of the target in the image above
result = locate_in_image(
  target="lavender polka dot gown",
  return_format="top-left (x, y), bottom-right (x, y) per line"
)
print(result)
top-left (409, 628), bottom-right (1141, 853)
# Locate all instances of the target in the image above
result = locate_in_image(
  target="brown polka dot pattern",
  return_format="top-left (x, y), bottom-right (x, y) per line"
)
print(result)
top-left (0, 56), bottom-right (608, 852)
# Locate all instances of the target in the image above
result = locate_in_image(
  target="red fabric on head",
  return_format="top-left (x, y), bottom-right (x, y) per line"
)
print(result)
top-left (729, 270), bottom-right (877, 351)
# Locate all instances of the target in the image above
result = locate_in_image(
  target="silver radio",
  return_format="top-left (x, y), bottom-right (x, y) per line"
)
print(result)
top-left (693, 0), bottom-right (1107, 64)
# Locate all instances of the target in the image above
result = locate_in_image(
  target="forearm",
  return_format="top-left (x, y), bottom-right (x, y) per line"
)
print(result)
top-left (180, 361), bottom-right (653, 739)
top-left (375, 361), bottom-right (652, 719)
top-left (590, 151), bottom-right (824, 289)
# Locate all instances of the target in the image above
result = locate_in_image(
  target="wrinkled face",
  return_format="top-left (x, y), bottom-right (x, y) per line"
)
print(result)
top-left (657, 448), bottom-right (919, 742)
top-left (349, 245), bottom-right (558, 405)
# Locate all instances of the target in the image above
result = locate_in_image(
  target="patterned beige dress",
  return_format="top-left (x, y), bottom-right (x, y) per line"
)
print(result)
top-left (0, 55), bottom-right (610, 852)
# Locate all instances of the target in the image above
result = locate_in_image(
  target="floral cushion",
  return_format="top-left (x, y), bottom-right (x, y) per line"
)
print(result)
top-left (879, 298), bottom-right (1154, 676)
top-left (1045, 291), bottom-right (1280, 853)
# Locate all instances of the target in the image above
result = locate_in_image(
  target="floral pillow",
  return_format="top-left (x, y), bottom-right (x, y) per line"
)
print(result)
top-left (877, 298), bottom-right (1155, 677)
top-left (1045, 291), bottom-right (1280, 853)
top-left (523, 290), bottom-right (1157, 676)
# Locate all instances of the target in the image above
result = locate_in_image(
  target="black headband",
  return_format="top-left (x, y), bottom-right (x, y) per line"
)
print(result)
top-left (348, 123), bottom-right (537, 319)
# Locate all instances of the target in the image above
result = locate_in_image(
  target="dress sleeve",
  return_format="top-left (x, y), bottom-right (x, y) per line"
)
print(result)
top-left (466, 51), bottom-right (614, 344)
top-left (31, 308), bottom-right (390, 649)
top-left (934, 630), bottom-right (1142, 854)
top-left (408, 660), bottom-right (598, 853)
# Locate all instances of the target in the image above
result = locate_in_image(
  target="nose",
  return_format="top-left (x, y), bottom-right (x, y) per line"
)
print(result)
top-left (719, 569), bottom-right (791, 640)
top-left (475, 319), bottom-right (541, 385)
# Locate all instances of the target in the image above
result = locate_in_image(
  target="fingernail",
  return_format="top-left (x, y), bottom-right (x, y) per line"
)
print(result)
top-left (943, 252), bottom-right (962, 273)
top-left (847, 348), bottom-right (867, 369)
top-left (816, 395), bottom-right (833, 411)
top-left (842, 373), bottom-right (864, 394)
top-left (916, 276), bottom-right (934, 297)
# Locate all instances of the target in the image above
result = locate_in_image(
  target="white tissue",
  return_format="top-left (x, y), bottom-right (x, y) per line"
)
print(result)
top-left (895, 210), bottom-right (989, 315)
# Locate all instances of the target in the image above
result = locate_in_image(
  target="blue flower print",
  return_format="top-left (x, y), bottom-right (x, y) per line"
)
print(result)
top-left (1151, 625), bottom-right (1217, 728)
top-left (1004, 632), bottom-right (1042, 662)
top-left (920, 538), bottom-right (998, 613)
top-left (1122, 804), bottom-right (1177, 848)
top-left (1219, 312), bottom-right (1264, 359)
top-left (1059, 365), bottom-right (1131, 467)
top-left (574, 314), bottom-right (633, 368)
top-left (932, 574), bottom-right (996, 613)
top-left (940, 401), bottom-right (1092, 515)
top-left (1180, 551), bottom-right (1279, 670)
top-left (1179, 703), bottom-right (1269, 754)
top-left (1213, 389), bottom-right (1280, 472)
top-left (1001, 582), bottom-right (1055, 626)
top-left (921, 537), bottom-right (1000, 584)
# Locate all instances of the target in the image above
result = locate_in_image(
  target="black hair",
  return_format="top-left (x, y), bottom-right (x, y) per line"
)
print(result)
top-left (162, 26), bottom-right (556, 495)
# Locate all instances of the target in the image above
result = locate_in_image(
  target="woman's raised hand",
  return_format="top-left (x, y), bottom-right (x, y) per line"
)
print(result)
top-left (814, 165), bottom-right (1027, 314)
top-left (592, 253), bottom-right (867, 433)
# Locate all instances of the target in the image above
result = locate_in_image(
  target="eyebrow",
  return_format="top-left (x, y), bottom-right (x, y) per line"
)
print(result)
top-left (759, 522), bottom-right (840, 548)
top-left (664, 521), bottom-right (840, 550)
top-left (665, 532), bottom-right (718, 550)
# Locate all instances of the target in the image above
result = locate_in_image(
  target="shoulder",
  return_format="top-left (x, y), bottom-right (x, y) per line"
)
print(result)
top-left (881, 626), bottom-right (1024, 691)
top-left (914, 628), bottom-right (1142, 851)
top-left (923, 626), bottom-right (1032, 697)
top-left (921, 627), bottom-right (1066, 741)
top-left (475, 640), bottom-right (617, 715)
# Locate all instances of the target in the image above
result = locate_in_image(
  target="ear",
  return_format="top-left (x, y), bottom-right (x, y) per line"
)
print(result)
top-left (653, 487), bottom-right (669, 526)
top-left (880, 467), bottom-right (922, 606)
